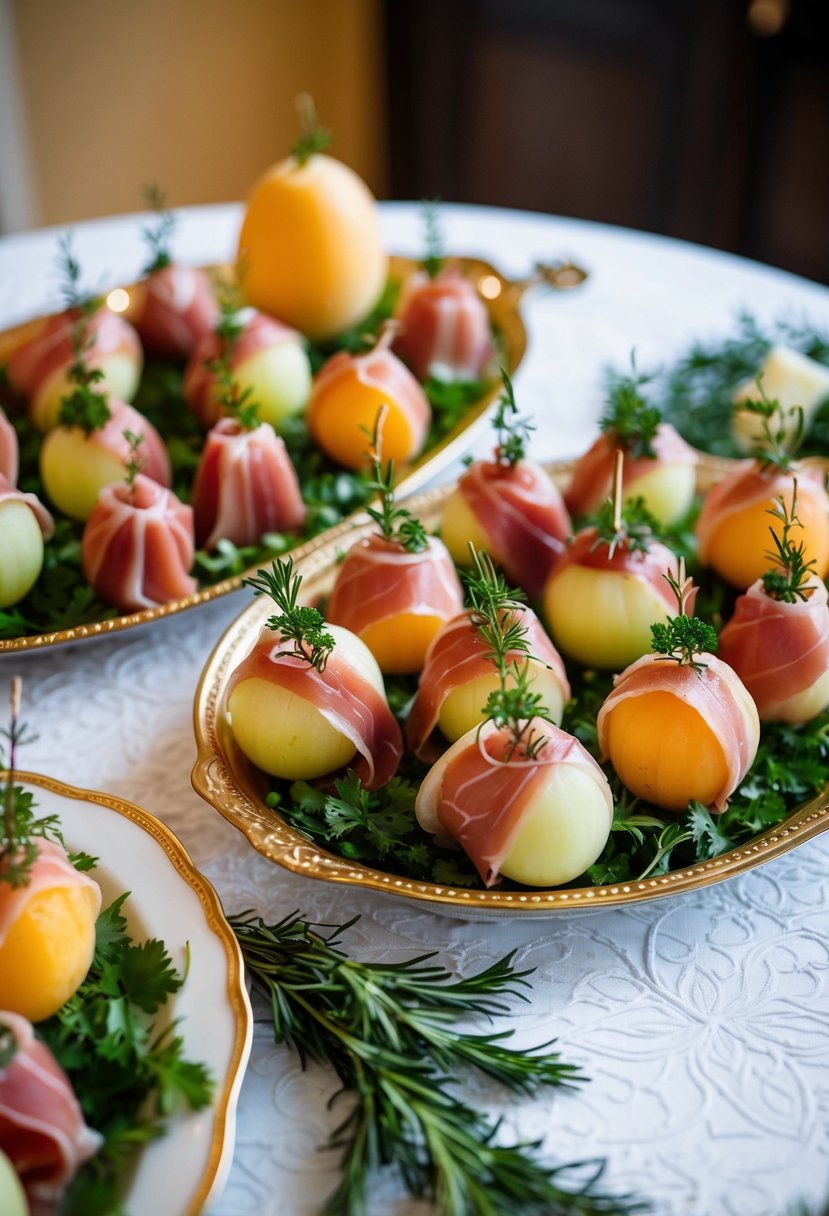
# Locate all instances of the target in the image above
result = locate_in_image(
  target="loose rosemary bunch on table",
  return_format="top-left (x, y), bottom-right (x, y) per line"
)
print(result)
top-left (232, 909), bottom-right (645, 1216)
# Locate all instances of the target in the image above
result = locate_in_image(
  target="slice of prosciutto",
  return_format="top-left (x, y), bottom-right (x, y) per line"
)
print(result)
top-left (0, 476), bottom-right (54, 540)
top-left (718, 578), bottom-right (829, 722)
top-left (6, 307), bottom-right (143, 432)
top-left (94, 398), bottom-right (172, 488)
top-left (183, 308), bottom-right (305, 429)
top-left (131, 264), bottom-right (219, 358)
top-left (406, 606), bottom-right (570, 759)
top-left (327, 534), bottom-right (463, 649)
top-left (227, 625), bottom-right (403, 790)
top-left (452, 459), bottom-right (571, 599)
top-left (416, 717), bottom-right (612, 887)
top-left (81, 473), bottom-right (197, 612)
top-left (392, 268), bottom-right (495, 383)
top-left (192, 418), bottom-right (306, 550)
top-left (596, 652), bottom-right (760, 812)
top-left (0, 1010), bottom-right (102, 1212)
top-left (0, 408), bottom-right (19, 486)
top-left (564, 423), bottom-right (698, 519)
top-left (551, 529), bottom-right (683, 605)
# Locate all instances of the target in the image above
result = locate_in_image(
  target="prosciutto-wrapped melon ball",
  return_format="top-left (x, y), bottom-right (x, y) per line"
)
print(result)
top-left (564, 372), bottom-right (698, 528)
top-left (0, 839), bottom-right (101, 1022)
top-left (696, 458), bottom-right (829, 590)
top-left (416, 718), bottom-right (613, 887)
top-left (131, 263), bottom-right (219, 359)
top-left (406, 606), bottom-right (570, 759)
top-left (0, 1011), bottom-right (101, 1212)
top-left (237, 98), bottom-right (387, 341)
top-left (0, 479), bottom-right (54, 609)
top-left (717, 487), bottom-right (829, 722)
top-left (732, 347), bottom-right (829, 453)
top-left (184, 308), bottom-right (311, 432)
top-left (598, 590), bottom-right (759, 812)
top-left (441, 377), bottom-right (570, 598)
top-left (39, 397), bottom-right (171, 522)
top-left (226, 560), bottom-right (402, 786)
top-left (542, 499), bottom-right (679, 670)
top-left (307, 327), bottom-right (431, 470)
top-left (393, 266), bottom-right (495, 384)
top-left (6, 306), bottom-right (143, 433)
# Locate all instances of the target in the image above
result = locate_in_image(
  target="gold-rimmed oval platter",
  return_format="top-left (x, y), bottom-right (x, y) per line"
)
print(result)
top-left (7, 770), bottom-right (253, 1212)
top-left (191, 456), bottom-right (829, 918)
top-left (0, 253), bottom-right (551, 655)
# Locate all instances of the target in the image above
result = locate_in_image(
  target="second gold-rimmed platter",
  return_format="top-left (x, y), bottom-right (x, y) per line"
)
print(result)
top-left (0, 253), bottom-right (539, 655)
top-left (6, 771), bottom-right (253, 1214)
top-left (191, 456), bottom-right (829, 919)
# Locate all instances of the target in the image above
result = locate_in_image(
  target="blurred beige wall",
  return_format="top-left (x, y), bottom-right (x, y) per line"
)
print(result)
top-left (9, 0), bottom-right (387, 228)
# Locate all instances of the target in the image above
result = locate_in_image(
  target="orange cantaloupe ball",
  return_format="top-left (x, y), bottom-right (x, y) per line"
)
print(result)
top-left (705, 491), bottom-right (829, 590)
top-left (238, 154), bottom-right (388, 342)
top-left (307, 377), bottom-right (417, 470)
top-left (0, 883), bottom-right (99, 1021)
top-left (603, 690), bottom-right (729, 810)
top-left (358, 612), bottom-right (447, 675)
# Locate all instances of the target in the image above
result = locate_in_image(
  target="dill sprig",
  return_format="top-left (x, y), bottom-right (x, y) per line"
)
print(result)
top-left (231, 909), bottom-right (642, 1216)
top-left (493, 370), bottom-right (534, 467)
top-left (141, 183), bottom-right (175, 274)
top-left (364, 407), bottom-right (428, 552)
top-left (1, 679), bottom-right (63, 888)
top-left (421, 198), bottom-right (444, 279)
top-left (55, 237), bottom-right (111, 435)
top-left (463, 548), bottom-right (551, 760)
top-left (762, 481), bottom-right (818, 603)
top-left (744, 376), bottom-right (803, 472)
top-left (244, 557), bottom-right (335, 672)
top-left (292, 92), bottom-right (332, 166)
top-left (600, 360), bottom-right (661, 460)
top-left (650, 565), bottom-right (717, 670)
top-left (590, 495), bottom-right (660, 560)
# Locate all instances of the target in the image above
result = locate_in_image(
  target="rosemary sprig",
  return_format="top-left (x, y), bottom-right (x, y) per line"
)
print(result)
top-left (292, 93), bottom-right (333, 166)
top-left (364, 408), bottom-right (428, 552)
top-left (206, 294), bottom-right (260, 430)
top-left (743, 377), bottom-right (803, 472)
top-left (762, 481), bottom-right (818, 602)
top-left (650, 565), bottom-right (717, 671)
top-left (141, 184), bottom-right (175, 273)
top-left (231, 910), bottom-right (642, 1216)
top-left (493, 370), bottom-right (534, 467)
top-left (1, 679), bottom-right (65, 887)
top-left (463, 548), bottom-right (551, 760)
top-left (55, 237), bottom-right (112, 435)
top-left (421, 198), bottom-right (444, 279)
top-left (244, 556), bottom-right (334, 671)
top-left (599, 361), bottom-right (660, 460)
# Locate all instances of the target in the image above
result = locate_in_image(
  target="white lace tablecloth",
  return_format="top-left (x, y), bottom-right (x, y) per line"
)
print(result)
top-left (2, 203), bottom-right (829, 1216)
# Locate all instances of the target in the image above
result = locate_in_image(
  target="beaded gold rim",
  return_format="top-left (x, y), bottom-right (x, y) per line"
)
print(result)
top-left (7, 770), bottom-right (253, 1212)
top-left (0, 254), bottom-right (528, 654)
top-left (191, 457), bottom-right (829, 916)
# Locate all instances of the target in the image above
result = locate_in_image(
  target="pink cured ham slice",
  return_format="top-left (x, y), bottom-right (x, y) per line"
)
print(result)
top-left (327, 534), bottom-right (463, 637)
top-left (227, 626), bottom-right (403, 790)
top-left (458, 459), bottom-right (571, 599)
top-left (86, 398), bottom-right (172, 489)
top-left (7, 307), bottom-right (142, 402)
top-left (0, 475), bottom-right (54, 539)
top-left (564, 423), bottom-right (698, 518)
top-left (183, 309), bottom-right (303, 428)
top-left (406, 607), bottom-right (570, 759)
top-left (311, 345), bottom-right (431, 456)
top-left (81, 474), bottom-right (197, 612)
top-left (132, 264), bottom-right (220, 358)
top-left (392, 268), bottom-right (495, 382)
top-left (192, 418), bottom-right (306, 549)
top-left (0, 1009), bottom-right (102, 1211)
top-left (0, 408), bottom-right (18, 486)
top-left (552, 529), bottom-right (684, 608)
top-left (416, 718), bottom-right (610, 886)
top-left (695, 460), bottom-right (829, 564)
top-left (0, 838), bottom-right (101, 952)
top-left (596, 653), bottom-right (760, 811)
top-left (718, 578), bottom-right (829, 720)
